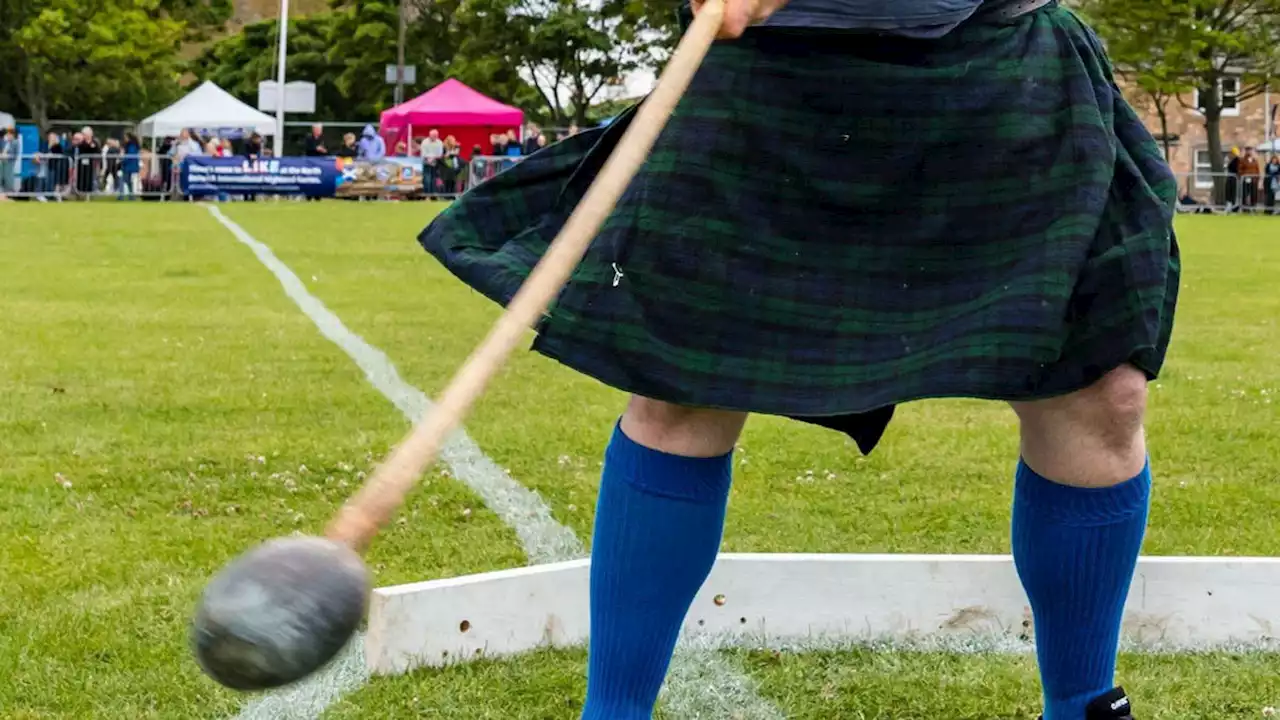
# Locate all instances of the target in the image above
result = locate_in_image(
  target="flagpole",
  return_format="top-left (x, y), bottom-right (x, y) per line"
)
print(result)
top-left (274, 0), bottom-right (290, 157)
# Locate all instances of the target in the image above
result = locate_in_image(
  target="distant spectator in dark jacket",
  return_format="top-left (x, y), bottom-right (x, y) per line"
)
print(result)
top-left (335, 133), bottom-right (357, 158)
top-left (304, 124), bottom-right (327, 156)
top-left (521, 123), bottom-right (541, 155)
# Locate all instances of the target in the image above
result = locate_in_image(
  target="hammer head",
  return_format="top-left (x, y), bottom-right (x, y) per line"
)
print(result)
top-left (191, 536), bottom-right (369, 690)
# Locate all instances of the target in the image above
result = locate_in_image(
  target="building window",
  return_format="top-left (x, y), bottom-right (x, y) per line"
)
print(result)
top-left (1194, 150), bottom-right (1214, 188)
top-left (1194, 77), bottom-right (1241, 117)
top-left (1222, 77), bottom-right (1240, 112)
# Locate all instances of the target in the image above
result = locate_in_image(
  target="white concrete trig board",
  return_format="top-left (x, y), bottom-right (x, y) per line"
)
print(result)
top-left (364, 553), bottom-right (1280, 676)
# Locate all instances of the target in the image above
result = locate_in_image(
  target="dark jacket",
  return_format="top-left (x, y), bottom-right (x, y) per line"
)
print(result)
top-left (304, 134), bottom-right (327, 156)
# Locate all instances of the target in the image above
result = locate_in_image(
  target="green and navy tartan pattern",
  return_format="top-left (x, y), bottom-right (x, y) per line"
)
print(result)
top-left (418, 5), bottom-right (1180, 450)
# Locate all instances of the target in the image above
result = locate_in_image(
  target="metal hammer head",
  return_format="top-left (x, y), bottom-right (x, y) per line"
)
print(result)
top-left (191, 536), bottom-right (369, 690)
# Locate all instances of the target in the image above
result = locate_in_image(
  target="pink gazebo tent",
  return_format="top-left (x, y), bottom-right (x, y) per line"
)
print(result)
top-left (379, 79), bottom-right (524, 159)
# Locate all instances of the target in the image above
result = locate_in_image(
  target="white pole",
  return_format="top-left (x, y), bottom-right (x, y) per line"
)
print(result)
top-left (273, 0), bottom-right (290, 157)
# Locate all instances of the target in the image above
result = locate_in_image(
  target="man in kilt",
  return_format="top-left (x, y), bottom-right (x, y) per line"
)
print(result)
top-left (420, 0), bottom-right (1180, 717)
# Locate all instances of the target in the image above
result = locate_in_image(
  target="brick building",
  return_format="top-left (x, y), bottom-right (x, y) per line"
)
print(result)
top-left (1122, 79), bottom-right (1278, 191)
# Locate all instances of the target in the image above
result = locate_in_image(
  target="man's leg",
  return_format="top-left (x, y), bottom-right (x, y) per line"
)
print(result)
top-left (1010, 366), bottom-right (1151, 719)
top-left (582, 397), bottom-right (747, 720)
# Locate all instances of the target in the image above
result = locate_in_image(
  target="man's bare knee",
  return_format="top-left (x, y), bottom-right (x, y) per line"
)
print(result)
top-left (621, 396), bottom-right (747, 458)
top-left (1012, 365), bottom-right (1149, 486)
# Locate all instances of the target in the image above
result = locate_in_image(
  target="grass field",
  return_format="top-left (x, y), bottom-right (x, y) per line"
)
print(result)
top-left (2, 203), bottom-right (1278, 719)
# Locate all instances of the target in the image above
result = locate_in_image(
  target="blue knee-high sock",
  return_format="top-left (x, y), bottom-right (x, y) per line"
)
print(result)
top-left (582, 423), bottom-right (733, 720)
top-left (1012, 459), bottom-right (1151, 720)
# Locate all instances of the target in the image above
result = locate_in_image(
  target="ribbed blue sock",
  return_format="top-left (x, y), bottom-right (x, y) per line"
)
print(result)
top-left (1012, 459), bottom-right (1151, 720)
top-left (581, 423), bottom-right (733, 720)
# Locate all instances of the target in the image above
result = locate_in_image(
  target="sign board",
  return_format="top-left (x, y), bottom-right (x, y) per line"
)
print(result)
top-left (182, 157), bottom-right (337, 197)
top-left (179, 156), bottom-right (429, 200)
top-left (385, 65), bottom-right (416, 84)
top-left (335, 157), bottom-right (423, 199)
top-left (257, 81), bottom-right (317, 113)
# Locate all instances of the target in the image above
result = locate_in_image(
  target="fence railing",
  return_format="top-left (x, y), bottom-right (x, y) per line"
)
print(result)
top-left (0, 152), bottom-right (504, 201)
top-left (8, 153), bottom-right (1277, 210)
top-left (0, 153), bottom-right (180, 200)
top-left (1174, 171), bottom-right (1280, 214)
top-left (466, 155), bottom-right (523, 191)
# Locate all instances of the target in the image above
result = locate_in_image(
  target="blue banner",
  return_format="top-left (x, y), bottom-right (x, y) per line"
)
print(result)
top-left (18, 124), bottom-right (40, 177)
top-left (181, 156), bottom-right (339, 196)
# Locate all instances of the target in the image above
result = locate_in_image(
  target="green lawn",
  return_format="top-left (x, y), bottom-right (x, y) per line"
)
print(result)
top-left (0, 205), bottom-right (525, 719)
top-left (2, 203), bottom-right (1277, 718)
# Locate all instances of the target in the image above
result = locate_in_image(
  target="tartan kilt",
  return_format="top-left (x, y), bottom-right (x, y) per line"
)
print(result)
top-left (419, 4), bottom-right (1180, 453)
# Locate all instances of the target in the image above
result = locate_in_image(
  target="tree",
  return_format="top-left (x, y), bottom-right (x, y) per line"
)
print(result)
top-left (192, 14), bottom-right (349, 118)
top-left (1083, 0), bottom-right (1280, 198)
top-left (157, 0), bottom-right (234, 41)
top-left (455, 0), bottom-right (658, 125)
top-left (615, 0), bottom-right (684, 62)
top-left (8, 0), bottom-right (186, 129)
top-left (324, 0), bottom-right (535, 118)
top-left (1077, 2), bottom-right (1198, 162)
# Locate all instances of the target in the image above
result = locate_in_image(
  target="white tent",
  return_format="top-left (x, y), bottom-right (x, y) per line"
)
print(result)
top-left (137, 81), bottom-right (276, 137)
top-left (1258, 139), bottom-right (1279, 153)
top-left (0, 111), bottom-right (15, 129)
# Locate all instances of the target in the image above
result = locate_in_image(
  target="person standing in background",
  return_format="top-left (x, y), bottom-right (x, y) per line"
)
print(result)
top-left (420, 128), bottom-right (445, 198)
top-left (103, 137), bottom-right (123, 195)
top-left (245, 133), bottom-right (263, 160)
top-left (1265, 154), bottom-right (1280, 215)
top-left (44, 131), bottom-right (68, 196)
top-left (469, 143), bottom-right (486, 187)
top-left (1238, 146), bottom-right (1261, 210)
top-left (335, 133), bottom-right (357, 158)
top-left (67, 131), bottom-right (84, 194)
top-left (243, 133), bottom-right (264, 202)
top-left (0, 127), bottom-right (18, 195)
top-left (304, 124), bottom-right (327, 157)
top-left (521, 123), bottom-right (541, 155)
top-left (158, 136), bottom-right (174, 193)
top-left (170, 129), bottom-right (203, 201)
top-left (357, 125), bottom-right (386, 161)
top-left (287, 124), bottom-right (321, 196)
top-left (120, 133), bottom-right (141, 199)
top-left (77, 127), bottom-right (101, 194)
top-left (437, 135), bottom-right (462, 196)
top-left (1226, 148), bottom-right (1241, 211)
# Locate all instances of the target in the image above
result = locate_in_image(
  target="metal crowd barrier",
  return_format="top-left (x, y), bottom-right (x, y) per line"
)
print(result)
top-left (0, 153), bottom-right (180, 201)
top-left (9, 152), bottom-right (1276, 212)
top-left (466, 155), bottom-right (524, 193)
top-left (1174, 171), bottom-right (1280, 215)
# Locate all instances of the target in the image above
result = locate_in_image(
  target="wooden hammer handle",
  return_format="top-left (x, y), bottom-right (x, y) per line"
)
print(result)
top-left (325, 0), bottom-right (726, 551)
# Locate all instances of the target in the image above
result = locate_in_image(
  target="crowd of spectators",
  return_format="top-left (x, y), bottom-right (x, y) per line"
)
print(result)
top-left (0, 119), bottom-right (587, 200)
top-left (1227, 146), bottom-right (1280, 212)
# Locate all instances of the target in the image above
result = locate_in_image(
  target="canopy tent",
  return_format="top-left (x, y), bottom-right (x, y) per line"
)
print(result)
top-left (0, 111), bottom-right (15, 129)
top-left (1258, 139), bottom-right (1279, 153)
top-left (379, 79), bottom-right (524, 160)
top-left (137, 81), bottom-right (277, 138)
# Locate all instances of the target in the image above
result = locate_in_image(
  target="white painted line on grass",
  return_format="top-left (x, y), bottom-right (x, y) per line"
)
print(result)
top-left (208, 206), bottom-right (781, 720)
